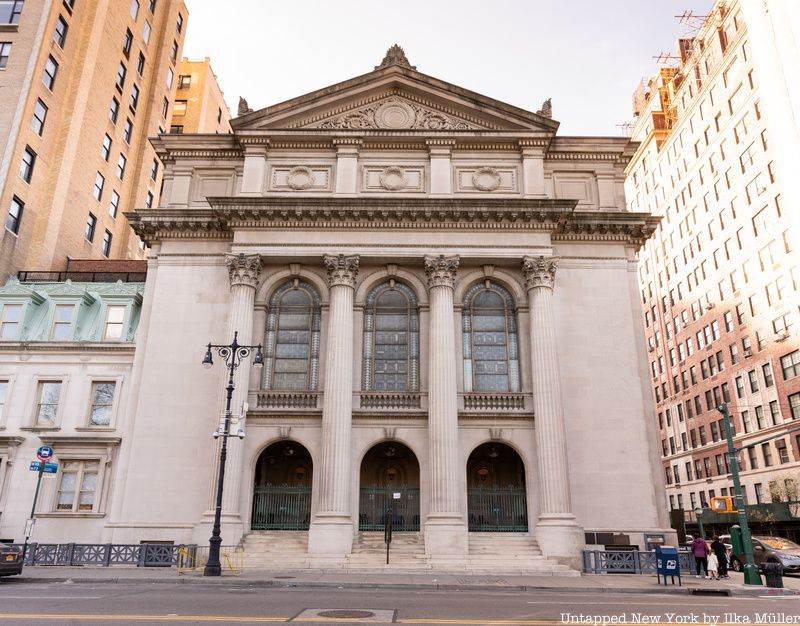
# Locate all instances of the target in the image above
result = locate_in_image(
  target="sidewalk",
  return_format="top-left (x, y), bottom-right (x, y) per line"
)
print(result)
top-left (4, 566), bottom-right (798, 597)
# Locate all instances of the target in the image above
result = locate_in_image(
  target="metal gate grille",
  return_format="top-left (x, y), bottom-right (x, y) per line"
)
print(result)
top-left (359, 487), bottom-right (420, 531)
top-left (467, 487), bottom-right (528, 531)
top-left (251, 485), bottom-right (311, 530)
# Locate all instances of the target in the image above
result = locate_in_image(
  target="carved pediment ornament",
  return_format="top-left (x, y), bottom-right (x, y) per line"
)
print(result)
top-left (226, 253), bottom-right (262, 288)
top-left (472, 167), bottom-right (501, 192)
top-left (314, 96), bottom-right (478, 131)
top-left (286, 166), bottom-right (315, 190)
top-left (424, 254), bottom-right (460, 290)
top-left (323, 254), bottom-right (360, 288)
top-left (379, 166), bottom-right (407, 191)
top-left (522, 256), bottom-right (558, 291)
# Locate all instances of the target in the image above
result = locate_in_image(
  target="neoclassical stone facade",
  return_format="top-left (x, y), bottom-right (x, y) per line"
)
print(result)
top-left (0, 47), bottom-right (672, 570)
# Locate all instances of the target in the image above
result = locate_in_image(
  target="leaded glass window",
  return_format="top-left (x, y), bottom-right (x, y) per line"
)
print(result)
top-left (363, 280), bottom-right (419, 391)
top-left (263, 280), bottom-right (321, 390)
top-left (462, 281), bottom-right (520, 392)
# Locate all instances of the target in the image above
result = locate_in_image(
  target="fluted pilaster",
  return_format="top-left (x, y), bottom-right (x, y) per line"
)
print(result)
top-left (220, 254), bottom-right (261, 515)
top-left (318, 254), bottom-right (359, 514)
top-left (424, 254), bottom-right (461, 516)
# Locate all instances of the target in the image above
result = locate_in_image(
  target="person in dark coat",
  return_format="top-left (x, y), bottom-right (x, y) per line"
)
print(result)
top-left (711, 536), bottom-right (729, 578)
top-left (691, 535), bottom-right (709, 578)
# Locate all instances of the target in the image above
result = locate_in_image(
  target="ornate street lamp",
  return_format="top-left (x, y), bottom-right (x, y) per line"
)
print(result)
top-left (201, 331), bottom-right (263, 576)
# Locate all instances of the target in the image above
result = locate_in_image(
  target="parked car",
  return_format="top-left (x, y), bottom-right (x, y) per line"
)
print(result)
top-left (729, 535), bottom-right (800, 574)
top-left (0, 543), bottom-right (23, 577)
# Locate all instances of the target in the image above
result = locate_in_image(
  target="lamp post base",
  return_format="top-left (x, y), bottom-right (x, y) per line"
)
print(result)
top-left (743, 563), bottom-right (763, 586)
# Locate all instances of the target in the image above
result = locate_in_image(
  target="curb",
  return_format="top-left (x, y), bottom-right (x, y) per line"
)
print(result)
top-left (6, 575), bottom-right (797, 597)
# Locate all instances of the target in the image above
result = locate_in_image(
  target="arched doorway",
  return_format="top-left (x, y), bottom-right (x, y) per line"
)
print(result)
top-left (359, 442), bottom-right (420, 532)
top-left (251, 441), bottom-right (313, 530)
top-left (466, 442), bottom-right (528, 532)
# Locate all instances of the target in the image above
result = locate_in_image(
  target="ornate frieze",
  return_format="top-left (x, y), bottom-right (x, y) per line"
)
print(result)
top-left (424, 254), bottom-right (460, 289)
top-left (315, 96), bottom-right (480, 131)
top-left (225, 253), bottom-right (262, 288)
top-left (522, 255), bottom-right (558, 291)
top-left (323, 254), bottom-right (360, 288)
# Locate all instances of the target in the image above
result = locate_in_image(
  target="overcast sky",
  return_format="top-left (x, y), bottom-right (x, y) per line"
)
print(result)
top-left (182, 0), bottom-right (714, 136)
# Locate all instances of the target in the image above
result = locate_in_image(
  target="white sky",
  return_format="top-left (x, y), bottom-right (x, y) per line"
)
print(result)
top-left (183, 0), bottom-right (714, 136)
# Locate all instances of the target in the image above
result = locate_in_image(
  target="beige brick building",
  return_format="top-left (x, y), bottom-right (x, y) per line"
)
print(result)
top-left (170, 57), bottom-right (231, 135)
top-left (0, 0), bottom-right (188, 280)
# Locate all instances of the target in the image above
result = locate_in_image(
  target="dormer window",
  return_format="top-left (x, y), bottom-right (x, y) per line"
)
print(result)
top-left (104, 305), bottom-right (125, 340)
top-left (51, 304), bottom-right (75, 340)
top-left (0, 304), bottom-right (22, 339)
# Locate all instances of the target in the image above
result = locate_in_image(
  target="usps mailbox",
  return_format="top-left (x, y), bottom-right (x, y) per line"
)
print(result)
top-left (655, 545), bottom-right (681, 586)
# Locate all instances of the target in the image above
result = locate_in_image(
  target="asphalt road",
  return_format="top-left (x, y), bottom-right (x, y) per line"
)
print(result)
top-left (0, 581), bottom-right (799, 625)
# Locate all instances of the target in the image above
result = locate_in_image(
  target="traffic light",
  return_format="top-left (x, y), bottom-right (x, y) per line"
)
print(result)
top-left (710, 496), bottom-right (737, 513)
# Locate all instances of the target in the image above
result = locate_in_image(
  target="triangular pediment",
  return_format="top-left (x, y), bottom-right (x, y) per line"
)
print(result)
top-left (233, 52), bottom-right (559, 134)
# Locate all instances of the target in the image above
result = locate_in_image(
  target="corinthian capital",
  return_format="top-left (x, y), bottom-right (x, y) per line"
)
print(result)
top-left (424, 254), bottom-right (460, 290)
top-left (522, 255), bottom-right (558, 291)
top-left (225, 253), bottom-right (262, 288)
top-left (323, 254), bottom-right (359, 288)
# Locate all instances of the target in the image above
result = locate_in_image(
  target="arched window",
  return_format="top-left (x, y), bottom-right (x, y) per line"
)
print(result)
top-left (263, 280), bottom-right (321, 390)
top-left (363, 280), bottom-right (419, 392)
top-left (462, 281), bottom-right (520, 393)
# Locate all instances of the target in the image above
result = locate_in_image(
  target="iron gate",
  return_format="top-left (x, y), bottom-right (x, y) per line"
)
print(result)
top-left (467, 486), bottom-right (528, 531)
top-left (359, 487), bottom-right (420, 531)
top-left (251, 485), bottom-right (311, 530)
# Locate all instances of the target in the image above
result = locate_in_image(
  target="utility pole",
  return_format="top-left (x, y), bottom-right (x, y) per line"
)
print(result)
top-left (717, 402), bottom-right (762, 586)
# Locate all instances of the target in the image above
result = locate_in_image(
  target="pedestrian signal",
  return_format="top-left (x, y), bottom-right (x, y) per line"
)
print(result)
top-left (710, 496), bottom-right (736, 513)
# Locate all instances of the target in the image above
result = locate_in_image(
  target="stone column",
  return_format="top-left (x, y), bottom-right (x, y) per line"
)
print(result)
top-left (522, 255), bottom-right (582, 566)
top-left (423, 254), bottom-right (467, 559)
top-left (333, 139), bottom-right (362, 195)
top-left (308, 254), bottom-right (359, 557)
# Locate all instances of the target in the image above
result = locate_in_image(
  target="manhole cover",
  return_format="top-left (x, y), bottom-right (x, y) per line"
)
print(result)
top-left (318, 610), bottom-right (375, 619)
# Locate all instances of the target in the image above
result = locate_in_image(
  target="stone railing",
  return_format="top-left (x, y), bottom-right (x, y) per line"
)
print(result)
top-left (359, 392), bottom-right (422, 410)
top-left (255, 391), bottom-right (320, 410)
top-left (462, 393), bottom-right (527, 411)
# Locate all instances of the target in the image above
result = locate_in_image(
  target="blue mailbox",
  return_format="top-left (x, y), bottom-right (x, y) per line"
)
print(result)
top-left (655, 545), bottom-right (681, 586)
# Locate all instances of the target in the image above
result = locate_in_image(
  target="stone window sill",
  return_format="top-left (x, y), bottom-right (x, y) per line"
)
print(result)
top-left (35, 512), bottom-right (106, 519)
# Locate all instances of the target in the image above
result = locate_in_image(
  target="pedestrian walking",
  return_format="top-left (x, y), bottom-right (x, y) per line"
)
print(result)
top-left (691, 535), bottom-right (709, 578)
top-left (707, 551), bottom-right (719, 580)
top-left (710, 536), bottom-right (729, 578)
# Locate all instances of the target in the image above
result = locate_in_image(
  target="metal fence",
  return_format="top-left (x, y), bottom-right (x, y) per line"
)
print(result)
top-left (359, 487), bottom-right (420, 531)
top-left (582, 550), bottom-right (696, 574)
top-left (251, 485), bottom-right (312, 530)
top-left (467, 487), bottom-right (528, 532)
top-left (17, 271), bottom-right (146, 283)
top-left (10, 543), bottom-right (197, 567)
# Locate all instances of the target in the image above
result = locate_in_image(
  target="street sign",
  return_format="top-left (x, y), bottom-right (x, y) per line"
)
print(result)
top-left (36, 446), bottom-right (54, 462)
top-left (29, 461), bottom-right (58, 474)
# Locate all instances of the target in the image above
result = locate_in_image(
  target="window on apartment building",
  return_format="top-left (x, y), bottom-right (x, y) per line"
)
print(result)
top-left (699, 425), bottom-right (707, 446)
top-left (18, 146), bottom-right (35, 183)
top-left (742, 410), bottom-right (752, 433)
top-left (715, 454), bottom-right (725, 475)
top-left (101, 229), bottom-right (112, 257)
top-left (115, 62), bottom-right (126, 91)
top-left (53, 15), bottom-right (68, 48)
top-left (669, 437), bottom-right (676, 455)
top-left (50, 304), bottom-right (74, 340)
top-left (0, 379), bottom-right (7, 415)
top-left (748, 370), bottom-right (759, 392)
top-left (762, 443), bottom-right (773, 467)
top-left (145, 191), bottom-right (154, 208)
top-left (104, 305), bottom-right (125, 340)
top-left (100, 134), bottom-right (112, 161)
top-left (0, 0), bottom-right (24, 24)
top-left (173, 100), bottom-right (187, 116)
top-left (170, 39), bottom-right (178, 62)
top-left (177, 74), bottom-right (190, 89)
top-left (762, 363), bottom-right (774, 387)
top-left (756, 405), bottom-right (766, 429)
top-left (108, 190), bottom-right (119, 218)
top-left (773, 313), bottom-right (793, 336)
top-left (31, 98), bottom-right (47, 135)
top-left (116, 153), bottom-right (126, 180)
top-left (130, 0), bottom-right (139, 20)
top-left (789, 393), bottom-right (800, 420)
top-left (710, 422), bottom-right (719, 443)
top-left (703, 458), bottom-right (712, 479)
top-left (0, 41), bottom-right (10, 69)
top-left (123, 118), bottom-right (133, 144)
top-left (753, 482), bottom-right (764, 504)
top-left (148, 0), bottom-right (155, 12)
top-left (781, 351), bottom-right (800, 380)
top-left (165, 66), bottom-right (173, 89)
top-left (109, 97), bottom-right (119, 124)
top-left (690, 430), bottom-right (697, 448)
top-left (150, 158), bottom-right (158, 181)
top-left (0, 303), bottom-right (22, 338)
top-left (57, 460), bottom-right (99, 512)
top-left (5, 196), bottom-right (23, 235)
top-left (85, 212), bottom-right (97, 242)
top-left (217, 108), bottom-right (222, 125)
top-left (35, 380), bottom-right (62, 425)
top-left (665, 467), bottom-right (672, 486)
top-left (130, 83), bottom-right (139, 111)
top-left (161, 97), bottom-right (169, 118)
top-left (143, 20), bottom-right (151, 45)
top-left (730, 343), bottom-right (740, 364)
top-left (123, 28), bottom-right (133, 57)
top-left (752, 206), bottom-right (769, 237)
top-left (137, 52), bottom-right (145, 76)
top-left (176, 12), bottom-right (183, 33)
top-left (88, 382), bottom-right (115, 426)
top-left (747, 447), bottom-right (758, 471)
top-left (735, 376), bottom-right (744, 398)
top-left (92, 173), bottom-right (104, 201)
top-left (769, 400), bottom-right (780, 426)
top-left (776, 439), bottom-right (790, 465)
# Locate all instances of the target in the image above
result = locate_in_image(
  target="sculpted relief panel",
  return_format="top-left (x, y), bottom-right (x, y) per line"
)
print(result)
top-left (362, 165), bottom-right (425, 193)
top-left (455, 166), bottom-right (518, 193)
top-left (270, 165), bottom-right (333, 192)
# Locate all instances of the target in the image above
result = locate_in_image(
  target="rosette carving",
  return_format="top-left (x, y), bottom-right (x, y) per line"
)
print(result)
top-left (472, 166), bottom-right (502, 192)
top-left (226, 253), bottom-right (262, 288)
top-left (522, 256), bottom-right (558, 291)
top-left (286, 166), bottom-right (315, 190)
top-left (323, 254), bottom-right (360, 288)
top-left (379, 166), bottom-right (408, 191)
top-left (424, 254), bottom-right (460, 289)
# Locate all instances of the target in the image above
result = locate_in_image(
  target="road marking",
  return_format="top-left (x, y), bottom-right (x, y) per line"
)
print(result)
top-left (0, 616), bottom-right (288, 623)
top-left (0, 596), bottom-right (102, 599)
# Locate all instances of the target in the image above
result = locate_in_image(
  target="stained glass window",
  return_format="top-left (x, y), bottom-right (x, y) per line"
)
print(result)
top-left (463, 281), bottom-right (520, 392)
top-left (264, 281), bottom-right (321, 391)
top-left (363, 281), bottom-right (419, 391)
